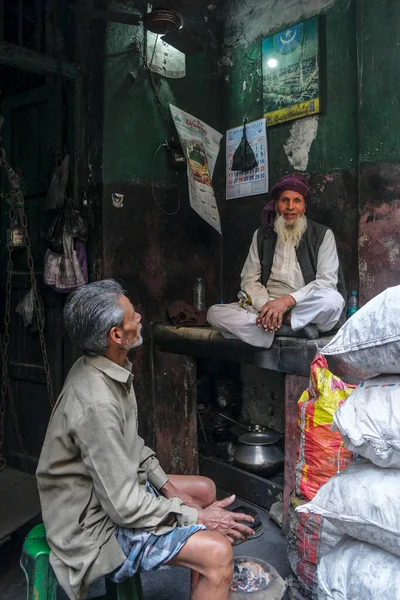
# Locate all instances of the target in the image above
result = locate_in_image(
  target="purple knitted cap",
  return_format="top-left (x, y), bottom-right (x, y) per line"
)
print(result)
top-left (270, 173), bottom-right (311, 203)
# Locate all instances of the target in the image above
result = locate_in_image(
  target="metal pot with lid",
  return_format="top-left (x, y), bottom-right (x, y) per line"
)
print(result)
top-left (234, 430), bottom-right (284, 477)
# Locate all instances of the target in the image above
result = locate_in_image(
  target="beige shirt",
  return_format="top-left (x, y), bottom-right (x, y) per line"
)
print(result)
top-left (36, 355), bottom-right (198, 600)
top-left (240, 226), bottom-right (339, 312)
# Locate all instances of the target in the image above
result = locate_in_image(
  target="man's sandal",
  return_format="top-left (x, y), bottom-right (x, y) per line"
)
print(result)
top-left (230, 505), bottom-right (264, 546)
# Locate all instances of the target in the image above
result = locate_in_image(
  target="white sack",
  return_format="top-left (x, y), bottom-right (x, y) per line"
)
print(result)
top-left (333, 375), bottom-right (400, 468)
top-left (321, 285), bottom-right (400, 374)
top-left (297, 461), bottom-right (400, 557)
top-left (317, 537), bottom-right (400, 600)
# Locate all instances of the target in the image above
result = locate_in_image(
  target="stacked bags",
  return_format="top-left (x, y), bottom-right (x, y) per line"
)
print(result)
top-left (298, 285), bottom-right (400, 600)
top-left (288, 355), bottom-right (354, 599)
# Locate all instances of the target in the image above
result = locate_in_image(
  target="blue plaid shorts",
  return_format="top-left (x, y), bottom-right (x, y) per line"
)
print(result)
top-left (110, 483), bottom-right (205, 583)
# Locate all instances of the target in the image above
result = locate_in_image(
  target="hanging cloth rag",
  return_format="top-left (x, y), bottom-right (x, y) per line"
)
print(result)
top-left (231, 118), bottom-right (258, 172)
top-left (44, 232), bottom-right (88, 293)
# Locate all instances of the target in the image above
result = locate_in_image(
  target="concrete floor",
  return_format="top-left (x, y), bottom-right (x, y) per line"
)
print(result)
top-left (0, 499), bottom-right (290, 600)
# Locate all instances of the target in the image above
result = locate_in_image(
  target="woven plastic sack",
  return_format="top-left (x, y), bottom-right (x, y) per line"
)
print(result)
top-left (287, 495), bottom-right (342, 599)
top-left (317, 538), bottom-right (400, 600)
top-left (333, 375), bottom-right (400, 468)
top-left (296, 354), bottom-right (354, 501)
top-left (322, 285), bottom-right (400, 375)
top-left (298, 460), bottom-right (400, 557)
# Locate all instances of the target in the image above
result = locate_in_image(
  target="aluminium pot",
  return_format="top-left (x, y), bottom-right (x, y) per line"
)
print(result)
top-left (234, 430), bottom-right (284, 477)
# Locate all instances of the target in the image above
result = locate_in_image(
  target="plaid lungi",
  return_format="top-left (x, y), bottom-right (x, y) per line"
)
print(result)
top-left (109, 483), bottom-right (205, 583)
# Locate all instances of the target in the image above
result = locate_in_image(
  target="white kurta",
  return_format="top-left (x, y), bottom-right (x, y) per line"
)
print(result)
top-left (207, 223), bottom-right (345, 349)
top-left (240, 228), bottom-right (340, 310)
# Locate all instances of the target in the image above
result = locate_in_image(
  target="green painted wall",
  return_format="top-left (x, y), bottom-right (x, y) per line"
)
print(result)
top-left (103, 4), bottom-right (223, 185)
top-left (222, 0), bottom-right (358, 180)
top-left (358, 0), bottom-right (400, 165)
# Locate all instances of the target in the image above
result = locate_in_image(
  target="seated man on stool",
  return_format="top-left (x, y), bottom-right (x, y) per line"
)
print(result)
top-left (207, 173), bottom-right (346, 349)
top-left (36, 280), bottom-right (253, 600)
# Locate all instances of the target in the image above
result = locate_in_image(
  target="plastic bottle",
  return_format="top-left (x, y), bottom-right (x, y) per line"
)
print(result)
top-left (193, 276), bottom-right (206, 311)
top-left (347, 290), bottom-right (359, 318)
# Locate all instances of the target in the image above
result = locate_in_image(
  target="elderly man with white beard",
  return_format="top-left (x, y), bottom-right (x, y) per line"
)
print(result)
top-left (207, 173), bottom-right (346, 349)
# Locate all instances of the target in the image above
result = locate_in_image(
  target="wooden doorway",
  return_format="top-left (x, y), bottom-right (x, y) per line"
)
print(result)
top-left (0, 58), bottom-right (83, 544)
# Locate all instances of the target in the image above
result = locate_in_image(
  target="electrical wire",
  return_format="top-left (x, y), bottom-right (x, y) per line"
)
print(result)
top-left (150, 142), bottom-right (183, 216)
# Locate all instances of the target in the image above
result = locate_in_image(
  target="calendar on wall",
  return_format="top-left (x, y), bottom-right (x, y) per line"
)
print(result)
top-left (226, 118), bottom-right (269, 200)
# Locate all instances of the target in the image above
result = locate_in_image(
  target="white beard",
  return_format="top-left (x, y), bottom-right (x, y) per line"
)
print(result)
top-left (274, 214), bottom-right (307, 247)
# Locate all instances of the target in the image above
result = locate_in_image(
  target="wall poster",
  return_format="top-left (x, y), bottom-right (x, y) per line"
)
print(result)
top-left (170, 104), bottom-right (222, 234)
top-left (226, 118), bottom-right (268, 200)
top-left (262, 16), bottom-right (321, 126)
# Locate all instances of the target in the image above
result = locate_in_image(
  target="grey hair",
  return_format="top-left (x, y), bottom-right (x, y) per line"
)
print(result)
top-left (63, 279), bottom-right (127, 355)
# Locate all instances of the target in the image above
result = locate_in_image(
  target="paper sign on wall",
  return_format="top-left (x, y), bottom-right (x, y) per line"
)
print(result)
top-left (170, 104), bottom-right (222, 234)
top-left (226, 118), bottom-right (269, 200)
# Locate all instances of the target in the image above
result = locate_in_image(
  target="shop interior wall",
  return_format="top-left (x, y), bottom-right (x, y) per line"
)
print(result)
top-left (101, 2), bottom-right (223, 444)
top-left (101, 0), bottom-right (400, 445)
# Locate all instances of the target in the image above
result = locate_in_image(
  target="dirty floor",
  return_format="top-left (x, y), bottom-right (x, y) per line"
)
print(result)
top-left (0, 498), bottom-right (290, 600)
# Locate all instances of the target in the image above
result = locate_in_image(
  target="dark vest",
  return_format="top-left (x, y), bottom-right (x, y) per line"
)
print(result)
top-left (256, 218), bottom-right (347, 305)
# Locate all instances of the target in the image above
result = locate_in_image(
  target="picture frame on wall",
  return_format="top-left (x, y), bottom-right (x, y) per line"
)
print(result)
top-left (262, 16), bottom-right (321, 126)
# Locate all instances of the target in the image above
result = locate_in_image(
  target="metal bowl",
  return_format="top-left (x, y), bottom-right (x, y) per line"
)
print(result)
top-left (229, 556), bottom-right (286, 599)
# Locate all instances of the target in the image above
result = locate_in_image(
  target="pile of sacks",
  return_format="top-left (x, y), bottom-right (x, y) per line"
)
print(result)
top-left (297, 285), bottom-right (400, 600)
top-left (287, 354), bottom-right (355, 599)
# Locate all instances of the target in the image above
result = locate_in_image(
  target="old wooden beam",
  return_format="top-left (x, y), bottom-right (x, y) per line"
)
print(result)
top-left (70, 5), bottom-right (141, 27)
top-left (0, 41), bottom-right (79, 79)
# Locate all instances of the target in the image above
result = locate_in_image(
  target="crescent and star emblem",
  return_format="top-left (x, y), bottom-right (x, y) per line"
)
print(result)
top-left (279, 29), bottom-right (297, 45)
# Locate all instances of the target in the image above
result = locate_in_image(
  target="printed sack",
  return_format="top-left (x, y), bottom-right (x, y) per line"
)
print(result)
top-left (297, 461), bottom-right (400, 557)
top-left (333, 375), bottom-right (400, 468)
top-left (296, 354), bottom-right (354, 501)
top-left (322, 285), bottom-right (400, 375)
top-left (287, 495), bottom-right (342, 599)
top-left (317, 537), bottom-right (400, 600)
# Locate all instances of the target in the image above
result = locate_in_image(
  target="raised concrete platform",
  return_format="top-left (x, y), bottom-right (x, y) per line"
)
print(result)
top-left (152, 324), bottom-right (332, 376)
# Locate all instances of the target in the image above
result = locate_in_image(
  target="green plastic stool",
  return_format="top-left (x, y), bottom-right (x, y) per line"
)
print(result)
top-left (21, 523), bottom-right (143, 600)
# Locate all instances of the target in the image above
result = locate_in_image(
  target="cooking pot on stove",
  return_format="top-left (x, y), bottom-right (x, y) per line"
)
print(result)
top-left (234, 430), bottom-right (284, 477)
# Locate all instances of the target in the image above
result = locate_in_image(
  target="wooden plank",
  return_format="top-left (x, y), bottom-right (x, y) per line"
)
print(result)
top-left (0, 467), bottom-right (41, 541)
top-left (282, 374), bottom-right (308, 535)
top-left (0, 41), bottom-right (79, 79)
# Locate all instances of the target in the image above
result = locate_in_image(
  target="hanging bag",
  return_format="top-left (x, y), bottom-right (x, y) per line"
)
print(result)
top-left (231, 118), bottom-right (258, 172)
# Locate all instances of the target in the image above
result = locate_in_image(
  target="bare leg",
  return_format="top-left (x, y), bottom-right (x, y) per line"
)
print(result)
top-left (167, 474), bottom-right (218, 588)
top-left (167, 474), bottom-right (217, 508)
top-left (167, 530), bottom-right (233, 600)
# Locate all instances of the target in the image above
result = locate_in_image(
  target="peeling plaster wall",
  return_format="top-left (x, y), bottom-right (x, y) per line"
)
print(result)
top-left (357, 1), bottom-right (400, 302)
top-left (283, 117), bottom-right (319, 171)
top-left (224, 0), bottom-right (339, 47)
top-left (218, 0), bottom-right (359, 305)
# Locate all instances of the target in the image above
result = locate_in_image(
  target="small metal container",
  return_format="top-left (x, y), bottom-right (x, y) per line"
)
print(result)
top-left (234, 431), bottom-right (284, 477)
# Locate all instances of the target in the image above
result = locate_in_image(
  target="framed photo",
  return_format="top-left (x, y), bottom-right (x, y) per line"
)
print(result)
top-left (262, 16), bottom-right (321, 126)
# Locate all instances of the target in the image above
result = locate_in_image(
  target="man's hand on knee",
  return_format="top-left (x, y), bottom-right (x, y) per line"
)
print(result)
top-left (196, 494), bottom-right (254, 544)
top-left (256, 295), bottom-right (296, 331)
top-left (160, 480), bottom-right (202, 510)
